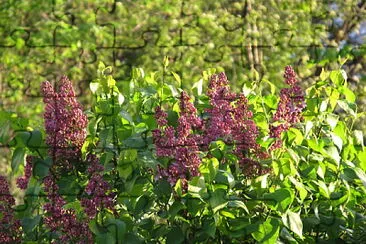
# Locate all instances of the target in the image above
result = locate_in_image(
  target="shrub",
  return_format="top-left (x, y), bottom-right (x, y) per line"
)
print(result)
top-left (2, 63), bottom-right (366, 243)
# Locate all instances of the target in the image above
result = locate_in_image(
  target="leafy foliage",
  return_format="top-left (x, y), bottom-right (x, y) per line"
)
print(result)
top-left (1, 63), bottom-right (365, 243)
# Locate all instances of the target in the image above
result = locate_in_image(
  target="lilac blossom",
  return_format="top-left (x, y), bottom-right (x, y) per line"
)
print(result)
top-left (41, 76), bottom-right (88, 170)
top-left (81, 154), bottom-right (116, 218)
top-left (153, 74), bottom-right (270, 185)
top-left (153, 91), bottom-right (203, 189)
top-left (269, 66), bottom-right (306, 150)
top-left (204, 72), bottom-right (268, 176)
top-left (43, 175), bottom-right (93, 243)
top-left (16, 155), bottom-right (33, 190)
top-left (0, 175), bottom-right (22, 243)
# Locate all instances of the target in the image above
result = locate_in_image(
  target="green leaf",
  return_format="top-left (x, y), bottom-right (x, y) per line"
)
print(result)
top-left (98, 62), bottom-right (106, 73)
top-left (188, 176), bottom-right (208, 199)
top-left (325, 146), bottom-right (340, 166)
top-left (305, 121), bottom-right (314, 137)
top-left (287, 128), bottom-right (303, 145)
top-left (254, 112), bottom-right (269, 130)
top-left (263, 95), bottom-right (278, 109)
top-left (272, 158), bottom-right (296, 177)
top-left (214, 169), bottom-right (235, 188)
top-left (319, 99), bottom-right (328, 112)
top-left (135, 123), bottom-right (148, 134)
top-left (317, 163), bottom-right (325, 179)
top-left (155, 179), bottom-right (172, 199)
top-left (186, 198), bottom-right (204, 216)
top-left (63, 201), bottom-right (83, 214)
top-left (315, 181), bottom-right (330, 198)
top-left (330, 132), bottom-right (343, 151)
top-left (107, 76), bottom-right (116, 87)
top-left (117, 164), bottom-right (133, 180)
top-left (288, 176), bottom-right (307, 201)
top-left (192, 79), bottom-right (203, 95)
top-left (166, 226), bottom-right (184, 244)
top-left (252, 218), bottom-right (280, 244)
top-left (334, 121), bottom-right (347, 142)
top-left (118, 93), bottom-right (125, 105)
top-left (283, 210), bottom-right (303, 238)
top-left (135, 195), bottom-right (149, 213)
top-left (90, 82), bottom-right (100, 94)
top-left (209, 188), bottom-right (227, 213)
top-left (119, 110), bottom-right (134, 124)
top-left (96, 232), bottom-right (115, 244)
top-left (163, 56), bottom-right (169, 68)
top-left (354, 167), bottom-right (366, 190)
top-left (124, 233), bottom-right (143, 244)
top-left (11, 147), bottom-right (25, 174)
top-left (119, 149), bottom-right (138, 165)
top-left (167, 110), bottom-right (178, 127)
top-left (27, 130), bottom-right (42, 148)
top-left (329, 89), bottom-right (340, 111)
top-left (262, 79), bottom-right (276, 94)
top-left (319, 68), bottom-right (329, 80)
top-left (199, 158), bottom-right (219, 183)
top-left (105, 218), bottom-right (126, 244)
top-left (330, 70), bottom-right (345, 86)
top-left (57, 176), bottom-right (81, 202)
top-left (89, 219), bottom-right (103, 235)
top-left (174, 179), bottom-right (183, 197)
top-left (33, 158), bottom-right (52, 179)
top-left (21, 215), bottom-right (41, 233)
top-left (358, 150), bottom-right (366, 171)
top-left (263, 188), bottom-right (294, 213)
top-left (286, 148), bottom-right (300, 164)
top-left (306, 98), bottom-right (319, 114)
top-left (123, 136), bottom-right (146, 148)
top-left (202, 217), bottom-right (216, 238)
top-left (220, 210), bottom-right (236, 219)
top-left (337, 100), bottom-right (356, 117)
top-left (171, 71), bottom-right (181, 87)
top-left (353, 130), bottom-right (364, 147)
top-left (169, 201), bottom-right (185, 219)
top-left (227, 200), bottom-right (249, 214)
top-left (280, 228), bottom-right (298, 243)
top-left (338, 86), bottom-right (355, 103)
top-left (308, 138), bottom-right (327, 155)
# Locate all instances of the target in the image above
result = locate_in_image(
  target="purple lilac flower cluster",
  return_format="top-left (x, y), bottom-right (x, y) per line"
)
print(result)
top-left (153, 73), bottom-right (270, 187)
top-left (43, 175), bottom-right (93, 243)
top-left (204, 72), bottom-right (238, 144)
top-left (205, 73), bottom-right (268, 169)
top-left (81, 154), bottom-right (116, 218)
top-left (41, 76), bottom-right (88, 171)
top-left (16, 155), bottom-right (33, 190)
top-left (0, 176), bottom-right (22, 243)
top-left (40, 76), bottom-right (116, 241)
top-left (153, 91), bottom-right (203, 189)
top-left (270, 66), bottom-right (306, 149)
top-left (205, 73), bottom-right (269, 175)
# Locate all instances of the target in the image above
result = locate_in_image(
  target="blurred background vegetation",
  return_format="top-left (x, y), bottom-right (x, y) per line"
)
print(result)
top-left (0, 0), bottom-right (365, 189)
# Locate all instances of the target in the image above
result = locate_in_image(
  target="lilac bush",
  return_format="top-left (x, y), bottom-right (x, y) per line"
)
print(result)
top-left (5, 65), bottom-right (362, 243)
